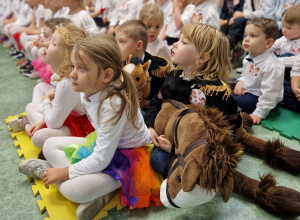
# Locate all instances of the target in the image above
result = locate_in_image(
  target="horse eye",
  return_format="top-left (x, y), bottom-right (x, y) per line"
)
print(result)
top-left (136, 77), bottom-right (140, 81)
top-left (178, 175), bottom-right (181, 182)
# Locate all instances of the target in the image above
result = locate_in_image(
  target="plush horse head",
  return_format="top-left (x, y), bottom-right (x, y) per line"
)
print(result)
top-left (124, 55), bottom-right (152, 98)
top-left (154, 101), bottom-right (243, 208)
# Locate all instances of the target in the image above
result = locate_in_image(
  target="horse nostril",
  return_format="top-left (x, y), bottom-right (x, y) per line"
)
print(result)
top-left (136, 77), bottom-right (140, 81)
top-left (178, 175), bottom-right (181, 182)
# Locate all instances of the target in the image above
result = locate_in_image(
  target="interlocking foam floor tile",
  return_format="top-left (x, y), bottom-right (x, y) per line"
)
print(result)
top-left (6, 115), bottom-right (125, 220)
top-left (260, 106), bottom-right (300, 142)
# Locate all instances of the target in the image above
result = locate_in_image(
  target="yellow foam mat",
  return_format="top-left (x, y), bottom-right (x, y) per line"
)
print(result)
top-left (6, 115), bottom-right (126, 220)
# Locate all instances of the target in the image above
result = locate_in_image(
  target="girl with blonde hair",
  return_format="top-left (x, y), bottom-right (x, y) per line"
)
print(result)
top-left (10, 24), bottom-right (94, 155)
top-left (145, 23), bottom-right (242, 178)
top-left (19, 34), bottom-right (162, 220)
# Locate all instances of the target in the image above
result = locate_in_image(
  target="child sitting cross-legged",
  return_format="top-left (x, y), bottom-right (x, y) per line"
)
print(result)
top-left (115, 20), bottom-right (171, 111)
top-left (18, 34), bottom-right (161, 220)
top-left (233, 17), bottom-right (285, 124)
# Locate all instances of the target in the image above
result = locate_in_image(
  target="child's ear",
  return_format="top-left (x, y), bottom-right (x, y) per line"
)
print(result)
top-left (265, 38), bottom-right (274, 49)
top-left (103, 68), bottom-right (114, 83)
top-left (136, 40), bottom-right (144, 51)
top-left (198, 53), bottom-right (210, 64)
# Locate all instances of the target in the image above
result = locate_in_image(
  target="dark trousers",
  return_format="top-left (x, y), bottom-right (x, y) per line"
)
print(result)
top-left (166, 37), bottom-right (179, 46)
top-left (227, 17), bottom-right (248, 45)
top-left (234, 93), bottom-right (259, 114)
top-left (150, 147), bottom-right (169, 179)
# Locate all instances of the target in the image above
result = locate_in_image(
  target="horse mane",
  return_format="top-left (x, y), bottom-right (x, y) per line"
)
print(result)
top-left (189, 104), bottom-right (243, 191)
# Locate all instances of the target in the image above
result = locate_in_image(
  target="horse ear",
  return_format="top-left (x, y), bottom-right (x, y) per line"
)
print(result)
top-left (142, 60), bottom-right (152, 72)
top-left (181, 159), bottom-right (200, 192)
top-left (219, 174), bottom-right (233, 203)
top-left (128, 54), bottom-right (133, 63)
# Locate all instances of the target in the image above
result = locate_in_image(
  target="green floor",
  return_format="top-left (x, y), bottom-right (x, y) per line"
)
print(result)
top-left (0, 45), bottom-right (299, 220)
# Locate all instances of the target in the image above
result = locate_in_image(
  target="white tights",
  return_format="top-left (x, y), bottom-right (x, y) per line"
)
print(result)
top-left (43, 137), bottom-right (121, 203)
top-left (25, 102), bottom-right (71, 148)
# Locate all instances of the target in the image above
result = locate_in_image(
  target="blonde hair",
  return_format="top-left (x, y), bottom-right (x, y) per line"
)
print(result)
top-left (282, 4), bottom-right (300, 27)
top-left (72, 34), bottom-right (139, 128)
top-left (54, 24), bottom-right (87, 80)
top-left (45, 17), bottom-right (72, 32)
top-left (179, 23), bottom-right (232, 83)
top-left (139, 3), bottom-right (164, 26)
top-left (115, 20), bottom-right (148, 51)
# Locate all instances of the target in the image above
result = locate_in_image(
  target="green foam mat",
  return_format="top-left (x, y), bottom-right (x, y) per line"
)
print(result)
top-left (261, 106), bottom-right (300, 141)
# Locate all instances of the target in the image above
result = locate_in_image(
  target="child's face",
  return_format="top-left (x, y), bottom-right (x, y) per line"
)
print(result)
top-left (115, 31), bottom-right (139, 62)
top-left (143, 18), bottom-right (162, 43)
top-left (70, 51), bottom-right (108, 96)
top-left (43, 26), bottom-right (53, 42)
top-left (171, 34), bottom-right (198, 71)
top-left (42, 31), bottom-right (65, 71)
top-left (242, 24), bottom-right (272, 57)
top-left (190, 0), bottom-right (207, 6)
top-left (282, 18), bottom-right (300, 41)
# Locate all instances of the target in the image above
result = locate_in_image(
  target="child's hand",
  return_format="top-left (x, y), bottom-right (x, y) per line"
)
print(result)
top-left (190, 13), bottom-right (202, 23)
top-left (43, 167), bottom-right (69, 189)
top-left (250, 114), bottom-right (261, 125)
top-left (27, 120), bottom-right (45, 137)
top-left (233, 11), bottom-right (244, 19)
top-left (108, 26), bottom-right (115, 35)
top-left (44, 88), bottom-right (56, 100)
top-left (229, 17), bottom-right (235, 25)
top-left (295, 88), bottom-right (300, 101)
top-left (157, 135), bottom-right (172, 153)
top-left (149, 127), bottom-right (160, 146)
top-left (234, 81), bottom-right (245, 96)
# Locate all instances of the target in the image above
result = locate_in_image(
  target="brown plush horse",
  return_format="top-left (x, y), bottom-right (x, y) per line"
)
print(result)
top-left (123, 55), bottom-right (152, 98)
top-left (155, 100), bottom-right (300, 218)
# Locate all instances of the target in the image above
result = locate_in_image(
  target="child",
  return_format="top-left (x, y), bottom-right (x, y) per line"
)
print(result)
top-left (189, 0), bottom-right (220, 29)
top-left (265, 0), bottom-right (300, 35)
top-left (18, 34), bottom-right (156, 220)
top-left (107, 0), bottom-right (140, 35)
top-left (273, 4), bottom-right (300, 112)
top-left (139, 3), bottom-right (171, 62)
top-left (160, 0), bottom-right (194, 46)
top-left (284, 54), bottom-right (300, 112)
top-left (61, 0), bottom-right (99, 35)
top-left (115, 20), bottom-right (171, 110)
top-left (9, 24), bottom-right (93, 151)
top-left (233, 18), bottom-right (285, 124)
top-left (144, 23), bottom-right (243, 178)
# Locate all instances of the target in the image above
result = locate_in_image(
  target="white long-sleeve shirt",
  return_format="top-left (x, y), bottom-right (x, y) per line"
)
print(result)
top-left (271, 36), bottom-right (300, 67)
top-left (68, 90), bottom-right (152, 179)
top-left (43, 77), bottom-right (85, 129)
top-left (146, 38), bottom-right (171, 62)
top-left (242, 0), bottom-right (265, 19)
top-left (291, 54), bottom-right (300, 77)
top-left (165, 3), bottom-right (195, 38)
top-left (193, 0), bottom-right (220, 29)
top-left (109, 0), bottom-right (140, 27)
top-left (67, 10), bottom-right (99, 35)
top-left (238, 50), bottom-right (285, 119)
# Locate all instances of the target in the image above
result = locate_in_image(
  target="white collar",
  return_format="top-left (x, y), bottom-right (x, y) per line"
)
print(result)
top-left (247, 49), bottom-right (272, 64)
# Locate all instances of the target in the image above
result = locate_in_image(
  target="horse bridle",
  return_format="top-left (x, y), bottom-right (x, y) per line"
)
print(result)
top-left (165, 100), bottom-right (207, 208)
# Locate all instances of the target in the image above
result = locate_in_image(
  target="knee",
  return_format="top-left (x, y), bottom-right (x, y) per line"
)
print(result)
top-left (150, 147), bottom-right (169, 178)
top-left (31, 130), bottom-right (46, 149)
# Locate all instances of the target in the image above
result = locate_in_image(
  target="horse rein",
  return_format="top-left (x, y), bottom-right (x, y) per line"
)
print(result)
top-left (164, 100), bottom-right (207, 208)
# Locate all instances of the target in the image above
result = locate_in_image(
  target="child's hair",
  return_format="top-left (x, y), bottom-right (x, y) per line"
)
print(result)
top-left (282, 4), bottom-right (300, 27)
top-left (246, 17), bottom-right (279, 40)
top-left (72, 34), bottom-right (139, 128)
top-left (139, 3), bottom-right (164, 26)
top-left (45, 17), bottom-right (72, 32)
top-left (179, 23), bottom-right (232, 83)
top-left (115, 20), bottom-right (148, 51)
top-left (55, 24), bottom-right (87, 80)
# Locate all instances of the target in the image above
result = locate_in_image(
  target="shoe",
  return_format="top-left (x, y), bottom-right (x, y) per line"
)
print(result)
top-left (236, 67), bottom-right (243, 74)
top-left (19, 159), bottom-right (51, 179)
top-left (12, 52), bottom-right (25, 60)
top-left (231, 47), bottom-right (245, 62)
top-left (9, 117), bottom-right (25, 132)
top-left (8, 50), bottom-right (19, 57)
top-left (16, 58), bottom-right (28, 66)
top-left (18, 61), bottom-right (33, 71)
top-left (23, 70), bottom-right (40, 79)
top-left (76, 190), bottom-right (117, 220)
